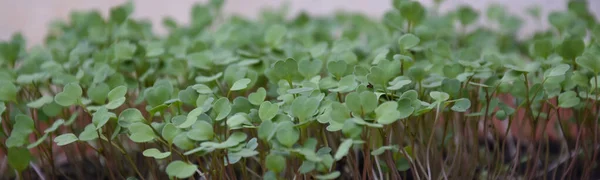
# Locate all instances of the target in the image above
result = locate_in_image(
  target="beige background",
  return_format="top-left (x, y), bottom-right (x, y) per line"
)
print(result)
top-left (1, 0), bottom-right (599, 46)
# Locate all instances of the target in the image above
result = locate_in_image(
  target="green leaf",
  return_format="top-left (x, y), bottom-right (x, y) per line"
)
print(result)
top-left (546, 64), bottom-right (570, 78)
top-left (315, 171), bottom-right (341, 180)
top-left (118, 108), bottom-right (145, 128)
top-left (367, 66), bottom-right (390, 87)
top-left (258, 120), bottom-right (276, 141)
top-left (457, 6), bottom-right (479, 25)
top-left (192, 84), bottom-right (213, 94)
top-left (248, 87), bottom-right (267, 105)
top-left (265, 24), bottom-right (287, 47)
top-left (213, 97), bottom-right (231, 121)
top-left (266, 153), bottom-right (286, 173)
top-left (78, 124), bottom-right (99, 141)
top-left (144, 41), bottom-right (164, 57)
top-left (188, 52), bottom-right (213, 70)
top-left (290, 96), bottom-right (320, 122)
top-left (7, 147), bottom-right (31, 172)
top-left (104, 85), bottom-right (127, 109)
top-left (166, 161), bottom-right (197, 179)
top-left (398, 33), bottom-right (420, 50)
top-left (87, 83), bottom-right (110, 104)
top-left (162, 123), bottom-right (179, 144)
top-left (576, 54), bottom-right (600, 74)
top-left (179, 107), bottom-right (203, 128)
top-left (227, 113), bottom-right (249, 128)
top-left (299, 59), bottom-right (323, 78)
top-left (113, 41), bottom-right (136, 61)
top-left (298, 161), bottom-right (316, 174)
top-left (128, 122), bottom-right (156, 143)
top-left (451, 98), bottom-right (471, 112)
top-left (329, 75), bottom-right (357, 93)
top-left (27, 95), bottom-right (54, 108)
top-left (27, 134), bottom-right (49, 149)
top-left (143, 148), bottom-right (171, 159)
top-left (388, 77), bottom-right (412, 90)
top-left (178, 86), bottom-right (199, 106)
top-left (399, 1), bottom-right (425, 24)
top-left (54, 83), bottom-right (82, 106)
top-left (259, 101), bottom-right (279, 121)
top-left (371, 145), bottom-right (399, 156)
top-left (375, 102), bottom-right (401, 125)
top-left (505, 62), bottom-right (540, 73)
top-left (173, 133), bottom-right (195, 150)
top-left (268, 58), bottom-right (302, 83)
top-left (187, 121), bottom-right (214, 141)
top-left (310, 42), bottom-right (328, 58)
top-left (327, 60), bottom-right (347, 78)
top-left (558, 91), bottom-right (580, 108)
top-left (276, 121), bottom-right (299, 147)
top-left (0, 103), bottom-right (5, 121)
top-left (230, 78), bottom-right (251, 91)
top-left (200, 132), bottom-right (247, 149)
top-left (345, 91), bottom-right (378, 115)
top-left (558, 37), bottom-right (585, 60)
top-left (54, 133), bottom-right (78, 146)
top-left (334, 139), bottom-right (353, 160)
top-left (195, 72), bottom-right (222, 83)
top-left (44, 119), bottom-right (64, 133)
top-left (92, 107), bottom-right (114, 129)
top-left (531, 39), bottom-right (554, 58)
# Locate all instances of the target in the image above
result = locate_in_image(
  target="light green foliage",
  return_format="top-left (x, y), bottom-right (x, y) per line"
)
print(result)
top-left (54, 83), bottom-right (82, 106)
top-left (166, 161), bottom-right (197, 178)
top-left (1, 1), bottom-right (598, 179)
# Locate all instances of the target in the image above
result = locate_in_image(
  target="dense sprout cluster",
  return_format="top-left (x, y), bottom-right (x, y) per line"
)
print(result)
top-left (1, 0), bottom-right (600, 179)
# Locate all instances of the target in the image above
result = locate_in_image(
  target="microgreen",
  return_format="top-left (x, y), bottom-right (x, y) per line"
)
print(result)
top-left (2, 1), bottom-right (600, 179)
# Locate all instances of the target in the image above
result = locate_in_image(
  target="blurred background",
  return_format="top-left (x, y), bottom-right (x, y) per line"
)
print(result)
top-left (1, 0), bottom-right (599, 46)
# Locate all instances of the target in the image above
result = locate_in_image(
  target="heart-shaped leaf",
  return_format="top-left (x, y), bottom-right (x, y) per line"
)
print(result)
top-left (55, 83), bottom-right (82, 106)
top-left (128, 122), bottom-right (156, 143)
top-left (248, 87), bottom-right (266, 105)
top-left (178, 107), bottom-right (203, 128)
top-left (315, 171), bottom-right (341, 180)
top-left (0, 81), bottom-right (18, 102)
top-left (54, 133), bottom-right (78, 146)
top-left (187, 121), bottom-right (214, 141)
top-left (143, 148), bottom-right (171, 159)
top-left (230, 78), bottom-right (251, 91)
top-left (265, 24), bottom-right (287, 48)
top-left (430, 91), bottom-right (450, 102)
top-left (259, 101), bottom-right (279, 121)
top-left (266, 153), bottom-right (286, 173)
top-left (166, 161), bottom-right (197, 179)
top-left (105, 85), bottom-right (127, 109)
top-left (375, 102), bottom-right (401, 125)
top-left (451, 98), bottom-right (471, 112)
top-left (299, 59), bottom-right (323, 78)
top-left (213, 97), bottom-right (231, 121)
top-left (327, 60), bottom-right (347, 78)
top-left (398, 33), bottom-right (420, 50)
top-left (79, 124), bottom-right (99, 141)
top-left (227, 113), bottom-right (250, 128)
top-left (192, 84), bottom-right (213, 94)
top-left (291, 96), bottom-right (320, 122)
top-left (334, 139), bottom-right (353, 160)
top-left (118, 108), bottom-right (145, 128)
top-left (345, 91), bottom-right (378, 115)
top-left (162, 123), bottom-right (179, 144)
top-left (92, 107), bottom-right (114, 129)
top-left (27, 95), bottom-right (54, 108)
top-left (558, 91), bottom-right (580, 108)
top-left (276, 121), bottom-right (299, 147)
